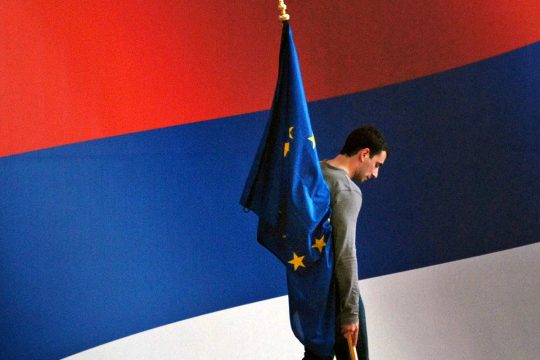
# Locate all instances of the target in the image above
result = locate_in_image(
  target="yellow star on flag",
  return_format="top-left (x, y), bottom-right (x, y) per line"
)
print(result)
top-left (308, 135), bottom-right (316, 149)
top-left (284, 142), bottom-right (290, 157)
top-left (312, 235), bottom-right (327, 253)
top-left (288, 252), bottom-right (305, 271)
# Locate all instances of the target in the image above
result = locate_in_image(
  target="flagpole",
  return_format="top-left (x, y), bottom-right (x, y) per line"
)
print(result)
top-left (277, 0), bottom-right (290, 22)
top-left (347, 334), bottom-right (358, 360)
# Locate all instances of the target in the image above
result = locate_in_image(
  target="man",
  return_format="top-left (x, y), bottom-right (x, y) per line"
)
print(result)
top-left (304, 125), bottom-right (389, 360)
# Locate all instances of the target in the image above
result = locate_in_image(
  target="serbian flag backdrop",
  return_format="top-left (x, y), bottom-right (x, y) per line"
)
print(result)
top-left (1, 1), bottom-right (539, 359)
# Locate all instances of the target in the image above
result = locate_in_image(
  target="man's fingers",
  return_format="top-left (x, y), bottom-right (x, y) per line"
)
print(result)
top-left (341, 323), bottom-right (359, 346)
top-left (352, 328), bottom-right (359, 346)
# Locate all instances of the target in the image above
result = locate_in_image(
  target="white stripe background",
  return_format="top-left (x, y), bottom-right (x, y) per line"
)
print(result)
top-left (66, 242), bottom-right (540, 360)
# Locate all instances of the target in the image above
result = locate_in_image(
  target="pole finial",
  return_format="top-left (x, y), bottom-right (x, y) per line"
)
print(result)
top-left (278, 0), bottom-right (290, 22)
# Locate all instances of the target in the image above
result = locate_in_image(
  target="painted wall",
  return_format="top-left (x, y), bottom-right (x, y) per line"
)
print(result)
top-left (1, 1), bottom-right (539, 359)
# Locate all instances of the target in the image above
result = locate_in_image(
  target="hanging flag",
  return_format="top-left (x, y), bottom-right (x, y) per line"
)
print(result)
top-left (240, 22), bottom-right (335, 357)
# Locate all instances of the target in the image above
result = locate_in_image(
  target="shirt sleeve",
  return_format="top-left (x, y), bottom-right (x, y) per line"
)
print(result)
top-left (332, 188), bottom-right (362, 325)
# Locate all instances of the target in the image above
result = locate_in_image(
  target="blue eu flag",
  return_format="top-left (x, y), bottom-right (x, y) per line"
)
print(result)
top-left (240, 22), bottom-right (335, 357)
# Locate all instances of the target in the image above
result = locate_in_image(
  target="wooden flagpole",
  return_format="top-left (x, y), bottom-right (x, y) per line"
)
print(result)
top-left (347, 334), bottom-right (358, 360)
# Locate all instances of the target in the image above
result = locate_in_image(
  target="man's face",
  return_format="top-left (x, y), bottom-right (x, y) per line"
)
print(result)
top-left (353, 149), bottom-right (387, 183)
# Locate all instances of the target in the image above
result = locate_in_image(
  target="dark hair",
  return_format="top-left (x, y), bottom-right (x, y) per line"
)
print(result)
top-left (340, 126), bottom-right (389, 157)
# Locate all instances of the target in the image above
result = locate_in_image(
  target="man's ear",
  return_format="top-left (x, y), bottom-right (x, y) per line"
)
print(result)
top-left (358, 148), bottom-right (370, 161)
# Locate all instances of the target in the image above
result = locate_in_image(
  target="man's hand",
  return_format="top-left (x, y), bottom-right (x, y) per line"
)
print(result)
top-left (340, 322), bottom-right (359, 346)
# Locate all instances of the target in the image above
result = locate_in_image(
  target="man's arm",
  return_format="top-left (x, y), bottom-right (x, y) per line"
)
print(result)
top-left (332, 188), bottom-right (362, 342)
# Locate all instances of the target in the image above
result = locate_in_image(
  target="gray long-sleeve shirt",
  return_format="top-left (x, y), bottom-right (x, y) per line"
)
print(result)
top-left (320, 161), bottom-right (362, 325)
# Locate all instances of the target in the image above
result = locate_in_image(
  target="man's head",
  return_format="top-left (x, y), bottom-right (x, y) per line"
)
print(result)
top-left (340, 126), bottom-right (389, 183)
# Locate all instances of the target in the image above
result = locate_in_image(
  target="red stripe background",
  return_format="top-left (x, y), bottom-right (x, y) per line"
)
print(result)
top-left (1, 0), bottom-right (539, 157)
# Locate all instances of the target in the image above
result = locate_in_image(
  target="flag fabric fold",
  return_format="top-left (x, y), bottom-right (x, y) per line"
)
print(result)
top-left (240, 22), bottom-right (335, 357)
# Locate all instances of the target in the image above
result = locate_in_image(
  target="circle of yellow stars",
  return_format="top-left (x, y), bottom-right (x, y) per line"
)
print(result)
top-left (283, 126), bottom-right (326, 271)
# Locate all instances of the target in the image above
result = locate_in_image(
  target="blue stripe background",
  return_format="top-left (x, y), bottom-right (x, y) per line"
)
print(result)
top-left (1, 42), bottom-right (539, 359)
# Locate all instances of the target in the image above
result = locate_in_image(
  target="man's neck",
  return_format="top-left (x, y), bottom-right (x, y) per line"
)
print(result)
top-left (326, 155), bottom-right (354, 178)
